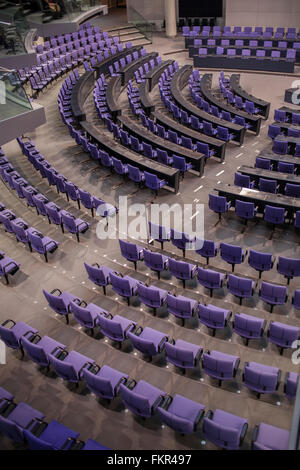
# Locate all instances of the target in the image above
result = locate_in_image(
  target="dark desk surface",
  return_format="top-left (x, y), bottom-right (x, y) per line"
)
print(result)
top-left (106, 75), bottom-right (122, 120)
top-left (94, 46), bottom-right (142, 78)
top-left (145, 60), bottom-right (174, 92)
top-left (258, 151), bottom-right (300, 173)
top-left (81, 120), bottom-right (180, 193)
top-left (139, 79), bottom-right (155, 115)
top-left (189, 45), bottom-right (297, 60)
top-left (170, 65), bottom-right (245, 145)
top-left (152, 110), bottom-right (226, 161)
top-left (279, 106), bottom-right (300, 118)
top-left (71, 71), bottom-right (94, 122)
top-left (118, 115), bottom-right (206, 176)
top-left (271, 121), bottom-right (300, 132)
top-left (238, 165), bottom-right (300, 186)
top-left (276, 134), bottom-right (300, 151)
top-left (215, 182), bottom-right (300, 212)
top-left (120, 52), bottom-right (158, 86)
top-left (200, 73), bottom-right (261, 134)
top-left (139, 60), bottom-right (174, 115)
top-left (193, 54), bottom-right (295, 73)
top-left (230, 74), bottom-right (270, 119)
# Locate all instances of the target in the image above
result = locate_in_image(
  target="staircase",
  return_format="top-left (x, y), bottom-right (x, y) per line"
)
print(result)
top-left (104, 25), bottom-right (152, 47)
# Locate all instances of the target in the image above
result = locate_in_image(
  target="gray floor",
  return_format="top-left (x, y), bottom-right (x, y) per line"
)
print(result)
top-left (0, 23), bottom-right (300, 451)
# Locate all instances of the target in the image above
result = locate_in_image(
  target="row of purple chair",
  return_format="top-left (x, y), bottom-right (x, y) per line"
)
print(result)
top-left (0, 383), bottom-right (107, 449)
top-left (0, 319), bottom-right (291, 448)
top-left (234, 171), bottom-right (300, 199)
top-left (209, 193), bottom-right (300, 230)
top-left (272, 137), bottom-right (300, 156)
top-left (269, 123), bottom-right (300, 140)
top-left (17, 137), bottom-right (117, 221)
top-left (255, 155), bottom-right (299, 175)
top-left (182, 25), bottom-right (300, 40)
top-left (193, 38), bottom-right (300, 50)
top-left (274, 109), bottom-right (300, 126)
top-left (219, 75), bottom-right (262, 118)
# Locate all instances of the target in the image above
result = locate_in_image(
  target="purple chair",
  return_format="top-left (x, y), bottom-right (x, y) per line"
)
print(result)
top-left (84, 262), bottom-right (114, 295)
top-left (157, 394), bottom-right (205, 434)
top-left (234, 172), bottom-right (255, 189)
top-left (278, 161), bottom-right (294, 174)
top-left (255, 157), bottom-right (272, 170)
top-left (0, 401), bottom-right (45, 443)
top-left (272, 139), bottom-right (288, 155)
top-left (198, 304), bottom-right (231, 336)
top-left (235, 200), bottom-right (256, 224)
top-left (119, 239), bottom-right (144, 270)
top-left (144, 171), bottom-right (167, 194)
top-left (49, 348), bottom-right (95, 386)
top-left (248, 250), bottom-right (274, 278)
top-left (127, 326), bottom-right (168, 360)
top-left (264, 205), bottom-right (286, 231)
top-left (97, 313), bottom-right (136, 347)
top-left (168, 258), bottom-right (197, 288)
top-left (197, 267), bottom-right (226, 297)
top-left (284, 372), bottom-right (299, 400)
top-left (203, 409), bottom-right (248, 450)
top-left (0, 320), bottom-right (38, 357)
top-left (70, 300), bottom-right (106, 335)
top-left (165, 338), bottom-right (202, 372)
top-left (243, 361), bottom-right (281, 399)
top-left (21, 334), bottom-right (66, 370)
top-left (27, 230), bottom-right (59, 262)
top-left (109, 271), bottom-right (141, 305)
top-left (259, 281), bottom-right (288, 313)
top-left (148, 221), bottom-right (170, 249)
top-left (220, 242), bottom-right (247, 272)
top-left (268, 321), bottom-right (300, 355)
top-left (170, 229), bottom-right (195, 257)
top-left (209, 194), bottom-right (231, 221)
top-left (195, 239), bottom-right (218, 265)
top-left (83, 364), bottom-right (128, 402)
top-left (24, 420), bottom-right (79, 450)
top-left (233, 313), bottom-right (266, 346)
top-left (202, 350), bottom-right (240, 386)
top-left (227, 274), bottom-right (255, 305)
top-left (43, 288), bottom-right (80, 324)
top-left (0, 254), bottom-right (20, 284)
top-left (293, 290), bottom-right (300, 310)
top-left (277, 257), bottom-right (300, 284)
top-left (119, 380), bottom-right (166, 419)
top-left (143, 249), bottom-right (168, 279)
top-left (137, 283), bottom-right (168, 315)
top-left (61, 212), bottom-right (89, 242)
top-left (252, 422), bottom-right (290, 450)
top-left (166, 293), bottom-right (198, 326)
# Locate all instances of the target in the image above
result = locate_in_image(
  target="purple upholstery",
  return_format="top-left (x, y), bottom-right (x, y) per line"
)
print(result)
top-left (268, 321), bottom-right (300, 354)
top-left (137, 284), bottom-right (167, 314)
top-left (97, 314), bottom-right (136, 343)
top-left (203, 409), bottom-right (248, 450)
top-left (259, 281), bottom-right (288, 312)
top-left (168, 258), bottom-right (197, 287)
top-left (43, 289), bottom-right (80, 323)
top-left (198, 304), bottom-right (231, 334)
top-left (84, 262), bottom-right (114, 294)
top-left (83, 365), bottom-right (128, 400)
top-left (109, 272), bottom-right (141, 304)
top-left (21, 335), bottom-right (66, 368)
top-left (202, 350), bottom-right (240, 385)
top-left (252, 422), bottom-right (289, 450)
top-left (165, 339), bottom-right (202, 370)
top-left (248, 250), bottom-right (274, 278)
top-left (119, 239), bottom-right (144, 270)
top-left (233, 313), bottom-right (265, 345)
top-left (127, 326), bottom-right (168, 358)
top-left (227, 274), bottom-right (255, 305)
top-left (220, 242), bottom-right (247, 272)
top-left (157, 394), bottom-right (205, 434)
top-left (119, 380), bottom-right (165, 418)
top-left (0, 320), bottom-right (38, 354)
top-left (197, 267), bottom-right (225, 297)
top-left (49, 350), bottom-right (95, 384)
top-left (243, 361), bottom-right (280, 397)
top-left (284, 372), bottom-right (299, 400)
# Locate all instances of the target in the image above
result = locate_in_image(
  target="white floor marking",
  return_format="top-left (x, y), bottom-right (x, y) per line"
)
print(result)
top-left (216, 170), bottom-right (224, 176)
top-left (193, 185), bottom-right (203, 192)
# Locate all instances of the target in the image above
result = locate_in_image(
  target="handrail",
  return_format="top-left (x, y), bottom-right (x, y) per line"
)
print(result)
top-left (127, 5), bottom-right (153, 43)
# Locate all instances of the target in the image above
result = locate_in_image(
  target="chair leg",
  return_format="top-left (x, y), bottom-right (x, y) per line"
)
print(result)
top-left (127, 297), bottom-right (130, 306)
top-left (245, 338), bottom-right (249, 346)
top-left (257, 393), bottom-right (261, 399)
top-left (76, 232), bottom-right (80, 243)
top-left (77, 200), bottom-right (81, 209)
top-left (65, 314), bottom-right (69, 325)
top-left (232, 264), bottom-right (235, 272)
top-left (270, 304), bottom-right (274, 313)
top-left (44, 252), bottom-right (48, 263)
top-left (153, 307), bottom-right (156, 316)
top-left (218, 379), bottom-right (222, 387)
top-left (181, 318), bottom-right (185, 327)
top-left (4, 273), bottom-right (9, 285)
top-left (134, 261), bottom-right (137, 270)
top-left (157, 271), bottom-right (160, 280)
top-left (182, 279), bottom-right (185, 288)
top-left (239, 297), bottom-right (243, 306)
top-left (103, 285), bottom-right (106, 295)
top-left (212, 328), bottom-right (216, 337)
top-left (206, 257), bottom-right (209, 265)
top-left (210, 288), bottom-right (213, 297)
top-left (160, 242), bottom-right (164, 250)
top-left (61, 223), bottom-right (64, 233)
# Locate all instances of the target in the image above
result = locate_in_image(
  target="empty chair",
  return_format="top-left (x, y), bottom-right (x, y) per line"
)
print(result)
top-left (157, 394), bottom-right (205, 434)
top-left (264, 205), bottom-right (286, 229)
top-left (60, 212), bottom-right (89, 242)
top-left (277, 161), bottom-right (294, 174)
top-left (168, 258), bottom-right (197, 288)
top-left (203, 409), bottom-right (248, 450)
top-left (235, 200), bottom-right (256, 225)
top-left (198, 303), bottom-right (231, 336)
top-left (49, 348), bottom-right (95, 386)
top-left (243, 361), bottom-right (281, 399)
top-left (255, 157), bottom-right (272, 170)
top-left (259, 281), bottom-right (288, 313)
top-left (259, 178), bottom-right (278, 194)
top-left (227, 274), bottom-right (255, 305)
top-left (170, 229), bottom-right (195, 257)
top-left (84, 262), bottom-right (114, 295)
top-left (0, 320), bottom-right (38, 356)
top-left (167, 293), bottom-right (198, 326)
top-left (277, 256), bottom-right (300, 284)
top-left (203, 121), bottom-right (217, 136)
top-left (97, 314), bottom-right (136, 347)
top-left (83, 365), bottom-right (128, 401)
top-left (70, 300), bottom-right (106, 335)
top-left (143, 249), bottom-right (168, 279)
top-left (127, 326), bottom-right (168, 360)
top-left (128, 164), bottom-right (145, 185)
top-left (0, 400), bottom-right (45, 443)
top-left (144, 171), bottom-right (166, 194)
top-left (195, 239), bottom-right (218, 265)
top-left (268, 321), bottom-right (300, 355)
top-left (220, 242), bottom-right (247, 272)
top-left (119, 379), bottom-right (165, 419)
top-left (173, 155), bottom-right (193, 176)
top-left (148, 221), bottom-right (170, 249)
top-left (165, 338), bottom-right (202, 371)
top-left (268, 124), bottom-right (281, 140)
top-left (274, 109), bottom-right (287, 122)
top-left (109, 272), bottom-right (141, 305)
top-left (284, 372), bottom-right (299, 400)
top-left (197, 268), bottom-right (226, 297)
top-left (248, 250), bottom-right (274, 278)
top-left (43, 288), bottom-right (79, 324)
top-left (285, 183), bottom-right (300, 198)
top-left (0, 254), bottom-right (20, 284)
top-left (209, 194), bottom-right (231, 221)
top-left (24, 420), bottom-right (79, 450)
top-left (287, 127), bottom-right (300, 138)
top-left (252, 422), bottom-right (290, 450)
top-left (217, 126), bottom-right (234, 142)
top-left (233, 313), bottom-right (266, 346)
top-left (137, 283), bottom-right (167, 315)
top-left (21, 334), bottom-right (66, 370)
top-left (272, 139), bottom-right (288, 155)
top-left (119, 239), bottom-right (144, 270)
top-left (202, 350), bottom-right (240, 386)
top-left (27, 230), bottom-right (59, 262)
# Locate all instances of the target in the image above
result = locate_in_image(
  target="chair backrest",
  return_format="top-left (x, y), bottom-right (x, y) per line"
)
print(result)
top-left (120, 384), bottom-right (151, 416)
top-left (110, 272), bottom-right (132, 296)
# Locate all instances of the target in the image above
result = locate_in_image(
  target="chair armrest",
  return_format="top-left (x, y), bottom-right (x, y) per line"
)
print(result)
top-left (251, 425), bottom-right (259, 448)
top-left (240, 422), bottom-right (248, 445)
top-left (79, 300), bottom-right (87, 307)
top-left (234, 358), bottom-right (240, 376)
top-left (114, 376), bottom-right (128, 395)
top-left (194, 410), bottom-right (205, 431)
top-left (78, 362), bottom-right (94, 379)
top-left (159, 394), bottom-right (172, 410)
top-left (1, 319), bottom-right (16, 327)
top-left (158, 336), bottom-right (168, 353)
top-left (60, 437), bottom-right (77, 450)
top-left (50, 288), bottom-right (62, 295)
top-left (134, 326), bottom-right (143, 336)
top-left (124, 323), bottom-right (135, 337)
top-left (50, 345), bottom-right (67, 358)
top-left (276, 370), bottom-right (281, 389)
top-left (204, 410), bottom-right (213, 421)
top-left (92, 262), bottom-right (100, 268)
top-left (152, 394), bottom-right (165, 412)
top-left (126, 379), bottom-right (137, 390)
top-left (2, 261), bottom-right (18, 273)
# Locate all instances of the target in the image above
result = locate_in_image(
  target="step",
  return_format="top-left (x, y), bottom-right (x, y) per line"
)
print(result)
top-left (113, 28), bottom-right (141, 37)
top-left (119, 33), bottom-right (147, 43)
top-left (104, 25), bottom-right (139, 33)
top-left (124, 38), bottom-right (152, 47)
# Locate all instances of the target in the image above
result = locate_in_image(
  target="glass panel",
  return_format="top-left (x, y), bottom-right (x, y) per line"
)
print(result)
top-left (0, 68), bottom-right (32, 122)
top-left (62, 0), bottom-right (103, 18)
top-left (127, 5), bottom-right (153, 43)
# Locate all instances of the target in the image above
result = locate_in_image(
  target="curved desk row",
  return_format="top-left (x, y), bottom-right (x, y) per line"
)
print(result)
top-left (193, 54), bottom-right (295, 73)
top-left (214, 183), bottom-right (300, 217)
top-left (230, 74), bottom-right (270, 119)
top-left (258, 152), bottom-right (300, 174)
top-left (170, 65), bottom-right (245, 146)
top-left (200, 74), bottom-right (261, 135)
top-left (81, 120), bottom-right (180, 193)
top-left (189, 45), bottom-right (299, 60)
top-left (152, 110), bottom-right (226, 161)
top-left (146, 60), bottom-right (174, 92)
top-left (120, 52), bottom-right (158, 86)
top-left (185, 36), bottom-right (300, 49)
top-left (237, 165), bottom-right (300, 186)
top-left (139, 60), bottom-right (174, 115)
top-left (94, 46), bottom-right (142, 79)
top-left (279, 106), bottom-right (300, 120)
top-left (71, 71), bottom-right (95, 122)
top-left (118, 115), bottom-right (206, 176)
